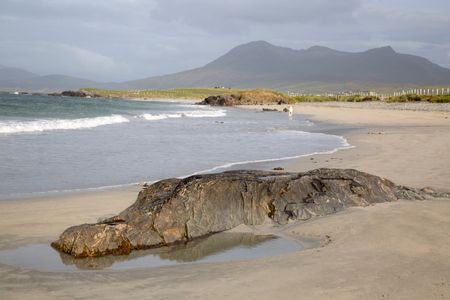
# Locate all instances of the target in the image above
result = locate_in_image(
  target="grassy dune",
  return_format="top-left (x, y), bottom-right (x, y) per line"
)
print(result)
top-left (386, 94), bottom-right (450, 103)
top-left (81, 88), bottom-right (450, 103)
top-left (82, 88), bottom-right (292, 103)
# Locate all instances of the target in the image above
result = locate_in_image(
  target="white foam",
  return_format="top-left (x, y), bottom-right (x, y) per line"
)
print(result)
top-left (182, 110), bottom-right (227, 118)
top-left (140, 114), bottom-right (169, 121)
top-left (0, 115), bottom-right (129, 134)
top-left (139, 110), bottom-right (226, 121)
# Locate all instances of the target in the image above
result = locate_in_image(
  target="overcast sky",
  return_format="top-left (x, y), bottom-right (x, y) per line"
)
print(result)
top-left (1, 0), bottom-right (449, 81)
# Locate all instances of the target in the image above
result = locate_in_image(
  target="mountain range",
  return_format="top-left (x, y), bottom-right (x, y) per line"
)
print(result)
top-left (0, 66), bottom-right (103, 92)
top-left (2, 41), bottom-right (450, 92)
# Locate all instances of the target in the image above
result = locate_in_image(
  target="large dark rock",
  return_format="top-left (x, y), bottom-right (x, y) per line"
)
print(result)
top-left (61, 90), bottom-right (89, 97)
top-left (198, 95), bottom-right (236, 106)
top-left (52, 169), bottom-right (439, 257)
top-left (48, 90), bottom-right (102, 98)
top-left (197, 91), bottom-right (290, 106)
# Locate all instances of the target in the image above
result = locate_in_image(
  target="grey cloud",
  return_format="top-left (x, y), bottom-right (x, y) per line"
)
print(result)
top-left (0, 0), bottom-right (154, 23)
top-left (0, 40), bottom-right (124, 79)
top-left (152, 0), bottom-right (362, 33)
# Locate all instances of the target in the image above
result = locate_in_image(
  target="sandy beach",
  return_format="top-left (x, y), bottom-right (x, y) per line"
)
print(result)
top-left (271, 102), bottom-right (450, 190)
top-left (1, 102), bottom-right (450, 299)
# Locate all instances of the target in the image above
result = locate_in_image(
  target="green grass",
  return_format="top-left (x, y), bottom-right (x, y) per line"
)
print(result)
top-left (82, 88), bottom-right (449, 104)
top-left (386, 94), bottom-right (450, 103)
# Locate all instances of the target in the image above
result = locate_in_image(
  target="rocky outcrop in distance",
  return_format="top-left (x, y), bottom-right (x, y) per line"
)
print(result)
top-left (52, 169), bottom-right (443, 258)
top-left (48, 90), bottom-right (102, 98)
top-left (198, 95), bottom-right (235, 106)
top-left (197, 90), bottom-right (290, 106)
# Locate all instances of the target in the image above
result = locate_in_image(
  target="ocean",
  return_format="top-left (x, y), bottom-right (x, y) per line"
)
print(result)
top-left (0, 92), bottom-right (351, 200)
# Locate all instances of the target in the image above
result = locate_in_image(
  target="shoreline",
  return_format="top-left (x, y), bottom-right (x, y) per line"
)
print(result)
top-left (0, 134), bottom-right (352, 202)
top-left (1, 102), bottom-right (450, 299)
top-left (0, 182), bottom-right (140, 202)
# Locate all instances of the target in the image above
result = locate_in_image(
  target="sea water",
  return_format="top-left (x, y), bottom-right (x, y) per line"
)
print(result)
top-left (0, 92), bottom-right (350, 199)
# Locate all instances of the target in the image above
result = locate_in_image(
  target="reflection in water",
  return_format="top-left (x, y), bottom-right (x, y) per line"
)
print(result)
top-left (0, 232), bottom-right (316, 272)
top-left (154, 233), bottom-right (276, 262)
top-left (60, 233), bottom-right (278, 270)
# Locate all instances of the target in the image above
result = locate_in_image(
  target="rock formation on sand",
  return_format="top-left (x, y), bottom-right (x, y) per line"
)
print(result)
top-left (52, 169), bottom-right (442, 258)
top-left (198, 95), bottom-right (235, 106)
top-left (197, 90), bottom-right (290, 106)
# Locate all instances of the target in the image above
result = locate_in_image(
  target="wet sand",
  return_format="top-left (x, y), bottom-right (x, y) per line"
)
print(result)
top-left (1, 103), bottom-right (450, 299)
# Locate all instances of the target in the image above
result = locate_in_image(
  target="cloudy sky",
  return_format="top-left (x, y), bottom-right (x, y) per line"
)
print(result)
top-left (1, 0), bottom-right (449, 81)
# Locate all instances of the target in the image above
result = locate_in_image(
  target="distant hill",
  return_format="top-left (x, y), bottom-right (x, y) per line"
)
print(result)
top-left (0, 65), bottom-right (37, 82)
top-left (0, 65), bottom-right (103, 92)
top-left (16, 74), bottom-right (103, 91)
top-left (2, 41), bottom-right (450, 92)
top-left (123, 41), bottom-right (450, 91)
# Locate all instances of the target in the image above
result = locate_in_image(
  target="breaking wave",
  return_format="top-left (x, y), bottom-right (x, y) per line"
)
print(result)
top-left (139, 110), bottom-right (226, 121)
top-left (0, 115), bottom-right (129, 135)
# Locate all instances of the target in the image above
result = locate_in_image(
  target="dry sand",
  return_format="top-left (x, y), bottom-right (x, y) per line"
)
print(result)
top-left (1, 103), bottom-right (449, 299)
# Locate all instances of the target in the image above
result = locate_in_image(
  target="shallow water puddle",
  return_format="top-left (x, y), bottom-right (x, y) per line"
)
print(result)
top-left (0, 232), bottom-right (316, 271)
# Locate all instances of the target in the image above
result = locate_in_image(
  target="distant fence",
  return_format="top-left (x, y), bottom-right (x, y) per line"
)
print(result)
top-left (287, 87), bottom-right (450, 98)
top-left (388, 88), bottom-right (450, 97)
